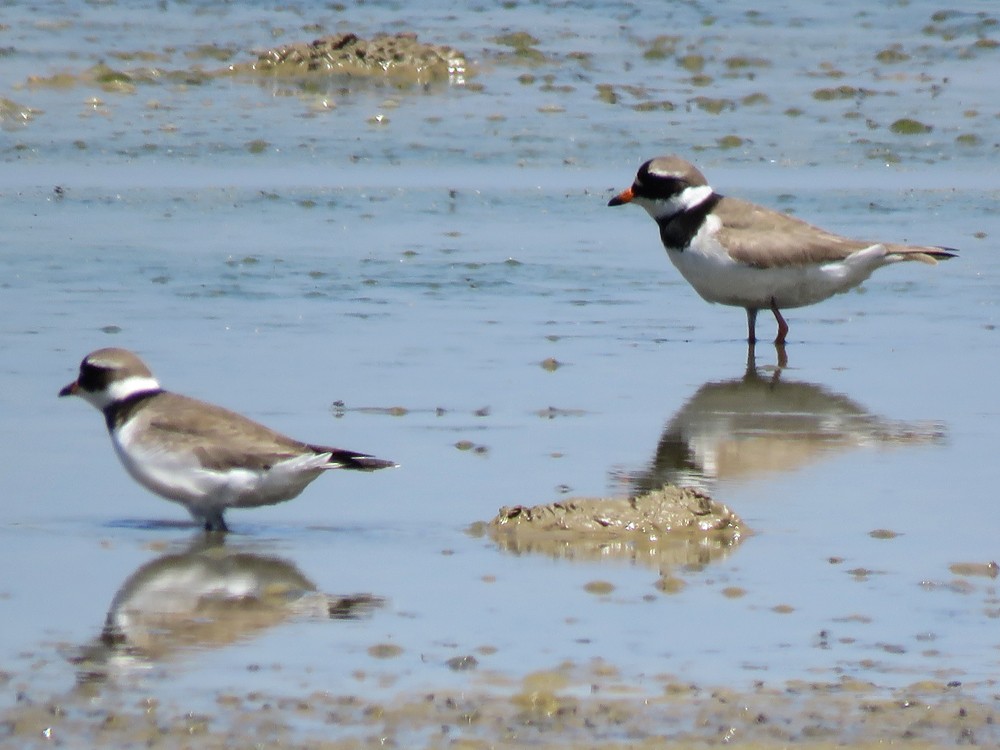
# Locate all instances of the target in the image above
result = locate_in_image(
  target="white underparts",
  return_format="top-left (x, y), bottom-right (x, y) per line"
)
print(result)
top-left (668, 237), bottom-right (892, 309)
top-left (110, 418), bottom-right (328, 516)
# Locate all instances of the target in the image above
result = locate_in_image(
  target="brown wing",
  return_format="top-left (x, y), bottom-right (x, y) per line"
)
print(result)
top-left (715, 197), bottom-right (956, 267)
top-left (135, 392), bottom-right (313, 471)
top-left (714, 197), bottom-right (872, 267)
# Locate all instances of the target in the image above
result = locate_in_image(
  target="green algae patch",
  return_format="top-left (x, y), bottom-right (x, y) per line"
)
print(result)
top-left (26, 63), bottom-right (160, 92)
top-left (723, 55), bottom-right (770, 70)
top-left (583, 580), bottom-right (615, 595)
top-left (692, 96), bottom-right (733, 114)
top-left (866, 146), bottom-right (901, 163)
top-left (868, 528), bottom-right (900, 539)
top-left (493, 31), bottom-right (540, 49)
top-left (949, 561), bottom-right (1000, 578)
top-left (539, 357), bottom-right (562, 372)
top-left (677, 53), bottom-right (705, 73)
top-left (368, 643), bottom-right (404, 659)
top-left (642, 35), bottom-right (681, 61)
top-left (812, 85), bottom-right (875, 101)
top-left (924, 9), bottom-right (1000, 41)
top-left (633, 100), bottom-right (675, 112)
top-left (595, 83), bottom-right (617, 104)
top-left (492, 31), bottom-right (546, 63)
top-left (741, 92), bottom-right (770, 105)
top-left (890, 117), bottom-right (932, 134)
top-left (92, 64), bottom-right (138, 93)
top-left (24, 71), bottom-right (78, 89)
top-left (875, 46), bottom-right (911, 63)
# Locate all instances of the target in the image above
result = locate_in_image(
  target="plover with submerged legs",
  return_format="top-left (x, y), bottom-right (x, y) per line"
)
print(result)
top-left (60, 347), bottom-right (396, 532)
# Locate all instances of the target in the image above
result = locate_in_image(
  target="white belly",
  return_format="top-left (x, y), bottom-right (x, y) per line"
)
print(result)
top-left (110, 422), bottom-right (326, 514)
top-left (668, 239), bottom-right (892, 310)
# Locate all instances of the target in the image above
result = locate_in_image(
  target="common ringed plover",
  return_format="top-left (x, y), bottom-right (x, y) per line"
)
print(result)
top-left (60, 348), bottom-right (396, 532)
top-left (608, 155), bottom-right (957, 343)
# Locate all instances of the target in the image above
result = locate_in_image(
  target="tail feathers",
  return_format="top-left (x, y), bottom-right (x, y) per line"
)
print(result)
top-left (311, 445), bottom-right (398, 471)
top-left (890, 245), bottom-right (958, 265)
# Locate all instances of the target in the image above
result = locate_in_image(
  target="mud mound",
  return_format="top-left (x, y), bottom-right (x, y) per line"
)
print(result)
top-left (234, 32), bottom-right (470, 84)
top-left (478, 487), bottom-right (746, 568)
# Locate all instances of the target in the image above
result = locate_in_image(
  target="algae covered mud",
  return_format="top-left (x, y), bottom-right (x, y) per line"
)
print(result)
top-left (2, 0), bottom-right (1000, 747)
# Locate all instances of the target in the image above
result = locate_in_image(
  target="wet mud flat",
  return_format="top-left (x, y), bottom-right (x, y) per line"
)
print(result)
top-left (4, 4), bottom-right (1000, 171)
top-left (4, 497), bottom-right (997, 748)
top-left (4, 668), bottom-right (1000, 748)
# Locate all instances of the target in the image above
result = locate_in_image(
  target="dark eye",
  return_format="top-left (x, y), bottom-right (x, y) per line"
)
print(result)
top-left (78, 362), bottom-right (112, 393)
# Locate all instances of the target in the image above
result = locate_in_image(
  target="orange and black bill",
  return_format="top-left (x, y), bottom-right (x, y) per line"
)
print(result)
top-left (607, 187), bottom-right (634, 207)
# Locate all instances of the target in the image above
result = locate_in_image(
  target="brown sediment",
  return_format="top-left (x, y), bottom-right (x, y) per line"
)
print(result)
top-left (5, 665), bottom-right (1000, 748)
top-left (229, 32), bottom-right (471, 85)
top-left (17, 32), bottom-right (471, 98)
top-left (949, 561), bottom-right (1000, 578)
top-left (491, 31), bottom-right (547, 64)
top-left (477, 486), bottom-right (746, 568)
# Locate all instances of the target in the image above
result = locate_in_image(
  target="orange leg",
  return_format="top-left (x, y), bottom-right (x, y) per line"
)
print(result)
top-left (770, 298), bottom-right (788, 344)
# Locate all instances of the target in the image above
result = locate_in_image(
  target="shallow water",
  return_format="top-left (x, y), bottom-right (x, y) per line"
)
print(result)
top-left (2, 0), bottom-right (1000, 745)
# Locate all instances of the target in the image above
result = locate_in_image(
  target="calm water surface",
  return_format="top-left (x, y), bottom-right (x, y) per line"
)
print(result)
top-left (1, 0), bottom-right (999, 734)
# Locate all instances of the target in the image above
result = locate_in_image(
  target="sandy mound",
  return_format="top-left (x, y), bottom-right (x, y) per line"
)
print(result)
top-left (234, 32), bottom-right (470, 84)
top-left (476, 486), bottom-right (746, 569)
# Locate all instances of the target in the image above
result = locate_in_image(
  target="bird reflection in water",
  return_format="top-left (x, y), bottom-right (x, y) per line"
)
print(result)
top-left (622, 344), bottom-right (946, 495)
top-left (72, 535), bottom-right (383, 680)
